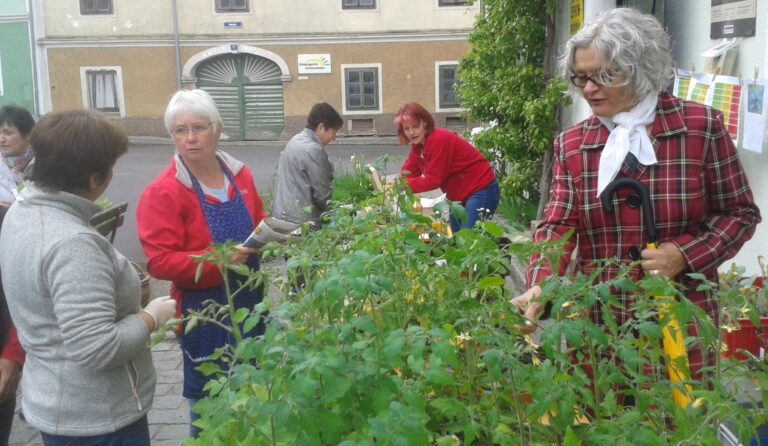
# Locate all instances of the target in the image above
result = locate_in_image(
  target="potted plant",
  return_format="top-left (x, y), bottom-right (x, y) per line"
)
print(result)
top-left (720, 260), bottom-right (768, 361)
top-left (162, 170), bottom-right (768, 445)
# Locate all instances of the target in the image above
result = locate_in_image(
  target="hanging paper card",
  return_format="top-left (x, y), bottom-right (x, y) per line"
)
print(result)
top-left (741, 79), bottom-right (767, 153)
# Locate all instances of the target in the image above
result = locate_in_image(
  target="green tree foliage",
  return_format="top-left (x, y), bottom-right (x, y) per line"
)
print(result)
top-left (458, 0), bottom-right (567, 220)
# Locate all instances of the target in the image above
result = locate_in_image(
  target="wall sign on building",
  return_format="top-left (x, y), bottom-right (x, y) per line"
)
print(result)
top-left (224, 22), bottom-right (243, 29)
top-left (570, 0), bottom-right (583, 36)
top-left (298, 54), bottom-right (331, 74)
top-left (711, 0), bottom-right (756, 39)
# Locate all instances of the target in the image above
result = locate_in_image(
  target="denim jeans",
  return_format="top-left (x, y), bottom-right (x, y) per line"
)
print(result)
top-left (39, 415), bottom-right (149, 446)
top-left (449, 179), bottom-right (500, 232)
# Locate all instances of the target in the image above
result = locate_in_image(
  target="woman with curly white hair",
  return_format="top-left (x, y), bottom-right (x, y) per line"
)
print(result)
top-left (511, 8), bottom-right (760, 379)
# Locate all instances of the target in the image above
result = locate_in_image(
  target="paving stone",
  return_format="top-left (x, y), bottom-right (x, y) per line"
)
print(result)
top-left (147, 407), bottom-right (189, 425)
top-left (153, 424), bottom-right (191, 441)
top-left (153, 358), bottom-right (182, 371)
top-left (156, 368), bottom-right (184, 384)
top-left (150, 440), bottom-right (184, 446)
top-left (8, 418), bottom-right (40, 446)
top-left (152, 395), bottom-right (186, 410)
top-left (149, 423), bottom-right (161, 439)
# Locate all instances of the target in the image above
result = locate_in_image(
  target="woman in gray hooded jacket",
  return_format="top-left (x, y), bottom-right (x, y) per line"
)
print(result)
top-left (0, 111), bottom-right (176, 445)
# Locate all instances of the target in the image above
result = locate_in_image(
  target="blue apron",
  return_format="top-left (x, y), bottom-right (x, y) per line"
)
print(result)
top-left (179, 160), bottom-right (264, 399)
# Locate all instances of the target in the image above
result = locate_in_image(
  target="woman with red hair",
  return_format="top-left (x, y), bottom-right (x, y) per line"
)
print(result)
top-left (395, 102), bottom-right (499, 231)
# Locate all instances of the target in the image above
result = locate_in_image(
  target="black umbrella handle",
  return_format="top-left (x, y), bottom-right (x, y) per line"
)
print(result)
top-left (600, 177), bottom-right (658, 245)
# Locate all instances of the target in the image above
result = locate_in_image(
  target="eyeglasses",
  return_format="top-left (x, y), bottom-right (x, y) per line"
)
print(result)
top-left (171, 123), bottom-right (212, 139)
top-left (569, 71), bottom-right (618, 88)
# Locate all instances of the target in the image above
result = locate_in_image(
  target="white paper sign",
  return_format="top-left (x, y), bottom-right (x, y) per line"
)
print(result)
top-left (741, 79), bottom-right (767, 153)
top-left (298, 54), bottom-right (331, 74)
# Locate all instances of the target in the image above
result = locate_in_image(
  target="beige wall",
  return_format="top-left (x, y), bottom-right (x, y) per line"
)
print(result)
top-left (42, 0), bottom-right (476, 38)
top-left (47, 39), bottom-right (469, 137)
top-left (42, 1), bottom-right (173, 37)
top-left (38, 0), bottom-right (477, 135)
top-left (272, 40), bottom-right (469, 116)
top-left (49, 47), bottom-right (177, 114)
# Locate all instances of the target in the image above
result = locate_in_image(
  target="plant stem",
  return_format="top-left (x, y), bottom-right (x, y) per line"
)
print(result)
top-left (267, 380), bottom-right (277, 446)
top-left (587, 340), bottom-right (602, 422)
top-left (221, 266), bottom-right (243, 343)
top-left (193, 316), bottom-right (234, 334)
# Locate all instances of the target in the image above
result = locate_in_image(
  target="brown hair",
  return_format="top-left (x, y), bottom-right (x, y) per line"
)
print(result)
top-left (0, 105), bottom-right (35, 136)
top-left (29, 110), bottom-right (128, 193)
top-left (394, 102), bottom-right (435, 144)
top-left (307, 102), bottom-right (343, 131)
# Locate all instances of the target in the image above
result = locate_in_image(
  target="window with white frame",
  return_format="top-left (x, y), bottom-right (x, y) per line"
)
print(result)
top-left (342, 0), bottom-right (376, 9)
top-left (436, 62), bottom-right (460, 110)
top-left (81, 67), bottom-right (124, 115)
top-left (216, 0), bottom-right (249, 13)
top-left (341, 64), bottom-right (381, 114)
top-left (438, 0), bottom-right (468, 6)
top-left (80, 0), bottom-right (113, 15)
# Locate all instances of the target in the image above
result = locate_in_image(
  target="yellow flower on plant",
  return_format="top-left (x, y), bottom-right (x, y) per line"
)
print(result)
top-left (450, 331), bottom-right (473, 349)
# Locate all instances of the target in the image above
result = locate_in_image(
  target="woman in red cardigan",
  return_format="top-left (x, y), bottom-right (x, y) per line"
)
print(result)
top-left (136, 89), bottom-right (266, 438)
top-left (396, 102), bottom-right (499, 232)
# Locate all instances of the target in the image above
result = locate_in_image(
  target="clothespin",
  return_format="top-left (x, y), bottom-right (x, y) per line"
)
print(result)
top-left (755, 66), bottom-right (760, 83)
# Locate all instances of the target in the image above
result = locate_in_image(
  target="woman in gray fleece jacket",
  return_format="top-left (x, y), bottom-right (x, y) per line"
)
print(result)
top-left (0, 111), bottom-right (176, 445)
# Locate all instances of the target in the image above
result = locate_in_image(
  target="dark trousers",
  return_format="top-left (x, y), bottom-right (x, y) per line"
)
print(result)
top-left (39, 415), bottom-right (149, 446)
top-left (0, 398), bottom-right (15, 446)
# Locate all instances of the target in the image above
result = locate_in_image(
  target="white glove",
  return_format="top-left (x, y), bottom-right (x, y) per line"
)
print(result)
top-left (141, 295), bottom-right (176, 331)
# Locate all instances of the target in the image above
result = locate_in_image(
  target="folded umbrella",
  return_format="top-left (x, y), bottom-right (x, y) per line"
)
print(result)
top-left (601, 177), bottom-right (693, 409)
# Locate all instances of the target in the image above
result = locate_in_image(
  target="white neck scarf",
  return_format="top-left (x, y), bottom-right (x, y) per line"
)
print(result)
top-left (596, 94), bottom-right (658, 197)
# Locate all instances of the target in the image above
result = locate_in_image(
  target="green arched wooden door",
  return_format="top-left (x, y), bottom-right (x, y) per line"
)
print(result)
top-left (196, 53), bottom-right (284, 141)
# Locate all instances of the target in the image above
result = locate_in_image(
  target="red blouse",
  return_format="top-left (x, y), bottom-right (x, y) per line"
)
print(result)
top-left (401, 128), bottom-right (495, 203)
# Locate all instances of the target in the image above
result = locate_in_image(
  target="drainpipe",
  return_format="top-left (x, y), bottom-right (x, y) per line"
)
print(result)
top-left (171, 0), bottom-right (182, 90)
top-left (27, 0), bottom-right (38, 114)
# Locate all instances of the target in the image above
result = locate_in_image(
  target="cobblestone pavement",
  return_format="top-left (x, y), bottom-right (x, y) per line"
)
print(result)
top-left (9, 279), bottom-right (190, 446)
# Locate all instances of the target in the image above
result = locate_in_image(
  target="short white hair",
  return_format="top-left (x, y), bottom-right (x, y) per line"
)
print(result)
top-left (559, 8), bottom-right (673, 99)
top-left (163, 89), bottom-right (223, 133)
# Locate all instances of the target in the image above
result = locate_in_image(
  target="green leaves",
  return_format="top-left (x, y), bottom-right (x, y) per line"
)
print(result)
top-left (458, 0), bottom-right (565, 224)
top-left (180, 148), bottom-right (767, 444)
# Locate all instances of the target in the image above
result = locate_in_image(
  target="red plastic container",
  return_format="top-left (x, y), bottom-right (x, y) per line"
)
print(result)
top-left (722, 317), bottom-right (768, 360)
top-left (721, 276), bottom-right (767, 361)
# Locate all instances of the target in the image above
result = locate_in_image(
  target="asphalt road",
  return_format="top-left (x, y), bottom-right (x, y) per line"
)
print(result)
top-left (106, 138), bottom-right (409, 263)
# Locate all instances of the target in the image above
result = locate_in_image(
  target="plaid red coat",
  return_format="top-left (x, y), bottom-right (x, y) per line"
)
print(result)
top-left (527, 92), bottom-right (761, 375)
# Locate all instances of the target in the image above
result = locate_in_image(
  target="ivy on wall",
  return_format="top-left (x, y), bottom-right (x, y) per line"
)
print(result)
top-left (458, 0), bottom-right (567, 220)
